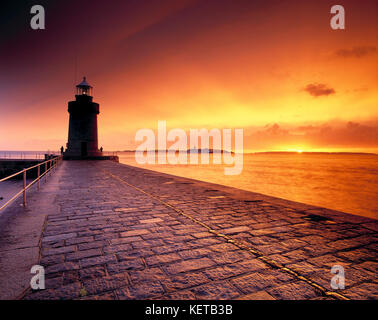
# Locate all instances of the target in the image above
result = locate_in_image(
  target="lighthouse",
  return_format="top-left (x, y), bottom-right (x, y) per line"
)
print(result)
top-left (64, 77), bottom-right (102, 159)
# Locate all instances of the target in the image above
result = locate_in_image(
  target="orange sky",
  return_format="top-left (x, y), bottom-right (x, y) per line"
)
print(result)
top-left (0, 0), bottom-right (377, 152)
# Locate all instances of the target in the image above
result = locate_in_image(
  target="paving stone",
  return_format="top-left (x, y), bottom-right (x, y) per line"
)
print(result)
top-left (116, 281), bottom-right (165, 299)
top-left (107, 259), bottom-right (145, 273)
top-left (80, 292), bottom-right (116, 300)
top-left (145, 253), bottom-right (181, 266)
top-left (103, 244), bottom-right (133, 254)
top-left (163, 291), bottom-right (197, 300)
top-left (45, 277), bottom-right (64, 290)
top-left (162, 271), bottom-right (211, 292)
top-left (164, 258), bottom-right (216, 274)
top-left (189, 281), bottom-right (241, 300)
top-left (110, 236), bottom-right (143, 245)
top-left (83, 273), bottom-right (129, 295)
top-left (267, 281), bottom-right (320, 300)
top-left (42, 233), bottom-right (77, 243)
top-left (66, 248), bottom-right (103, 261)
top-left (80, 255), bottom-right (117, 268)
top-left (120, 229), bottom-right (150, 237)
top-left (286, 261), bottom-right (322, 275)
top-left (355, 261), bottom-right (378, 273)
top-left (25, 282), bottom-right (83, 300)
top-left (335, 248), bottom-right (375, 263)
top-left (42, 245), bottom-right (76, 256)
top-left (139, 218), bottom-right (163, 224)
top-left (220, 226), bottom-right (250, 234)
top-left (79, 266), bottom-right (107, 279)
top-left (78, 241), bottom-right (105, 251)
top-left (128, 268), bottom-right (169, 283)
top-left (237, 291), bottom-right (276, 300)
top-left (45, 262), bottom-right (80, 274)
top-left (20, 161), bottom-right (377, 300)
top-left (343, 282), bottom-right (378, 300)
top-left (230, 270), bottom-right (294, 294)
top-left (66, 236), bottom-right (94, 245)
top-left (208, 250), bottom-right (253, 265)
top-left (178, 248), bottom-right (213, 260)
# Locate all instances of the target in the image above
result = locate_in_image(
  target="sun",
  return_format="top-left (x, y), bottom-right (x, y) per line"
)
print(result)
top-left (297, 150), bottom-right (303, 153)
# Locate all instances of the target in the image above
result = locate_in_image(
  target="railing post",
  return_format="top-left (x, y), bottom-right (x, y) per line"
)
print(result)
top-left (45, 162), bottom-right (47, 182)
top-left (37, 165), bottom-right (40, 190)
top-left (23, 170), bottom-right (26, 207)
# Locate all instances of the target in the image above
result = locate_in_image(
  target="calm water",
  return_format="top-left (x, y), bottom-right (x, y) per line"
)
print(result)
top-left (118, 152), bottom-right (378, 219)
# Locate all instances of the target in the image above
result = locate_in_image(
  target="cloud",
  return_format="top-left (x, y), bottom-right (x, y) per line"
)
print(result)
top-left (244, 120), bottom-right (378, 151)
top-left (303, 83), bottom-right (335, 97)
top-left (262, 123), bottom-right (288, 136)
top-left (302, 121), bottom-right (378, 148)
top-left (336, 46), bottom-right (377, 58)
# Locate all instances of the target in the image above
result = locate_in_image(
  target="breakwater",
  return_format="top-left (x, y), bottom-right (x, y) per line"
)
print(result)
top-left (0, 160), bottom-right (376, 300)
top-left (0, 159), bottom-right (44, 179)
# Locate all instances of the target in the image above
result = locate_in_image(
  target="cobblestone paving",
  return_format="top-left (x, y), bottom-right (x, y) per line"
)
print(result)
top-left (24, 161), bottom-right (377, 300)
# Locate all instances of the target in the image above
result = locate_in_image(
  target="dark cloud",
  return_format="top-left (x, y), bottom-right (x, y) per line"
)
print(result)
top-left (336, 46), bottom-right (377, 58)
top-left (303, 83), bottom-right (335, 97)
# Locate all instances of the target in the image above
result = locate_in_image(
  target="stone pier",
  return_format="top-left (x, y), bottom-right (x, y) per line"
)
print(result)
top-left (0, 161), bottom-right (376, 300)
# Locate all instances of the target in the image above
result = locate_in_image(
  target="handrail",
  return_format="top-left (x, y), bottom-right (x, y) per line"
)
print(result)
top-left (101, 151), bottom-right (118, 156)
top-left (0, 152), bottom-right (56, 160)
top-left (0, 155), bottom-right (63, 211)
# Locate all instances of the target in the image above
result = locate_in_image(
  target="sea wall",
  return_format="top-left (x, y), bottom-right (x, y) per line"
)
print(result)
top-left (0, 159), bottom-right (45, 179)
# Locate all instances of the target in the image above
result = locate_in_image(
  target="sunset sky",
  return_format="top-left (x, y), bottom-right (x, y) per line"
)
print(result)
top-left (0, 0), bottom-right (377, 152)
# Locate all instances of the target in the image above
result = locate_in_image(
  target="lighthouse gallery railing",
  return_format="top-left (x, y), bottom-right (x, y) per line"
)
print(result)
top-left (0, 155), bottom-right (63, 211)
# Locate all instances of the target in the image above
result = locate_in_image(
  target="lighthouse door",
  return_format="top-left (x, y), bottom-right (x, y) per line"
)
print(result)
top-left (81, 142), bottom-right (88, 157)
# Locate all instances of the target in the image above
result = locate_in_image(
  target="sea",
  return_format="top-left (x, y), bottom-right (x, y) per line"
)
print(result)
top-left (1, 151), bottom-right (377, 219)
top-left (118, 152), bottom-right (378, 219)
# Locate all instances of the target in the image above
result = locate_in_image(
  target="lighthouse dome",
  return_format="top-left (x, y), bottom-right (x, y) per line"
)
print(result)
top-left (76, 76), bottom-right (93, 96)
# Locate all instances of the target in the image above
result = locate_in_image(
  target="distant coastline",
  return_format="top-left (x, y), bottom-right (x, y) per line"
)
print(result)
top-left (117, 150), bottom-right (377, 156)
top-left (132, 149), bottom-right (234, 154)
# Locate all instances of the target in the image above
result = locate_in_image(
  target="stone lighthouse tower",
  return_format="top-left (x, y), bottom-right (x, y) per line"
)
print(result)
top-left (64, 77), bottom-right (102, 159)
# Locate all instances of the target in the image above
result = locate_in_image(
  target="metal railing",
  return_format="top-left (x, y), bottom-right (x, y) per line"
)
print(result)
top-left (0, 155), bottom-right (63, 211)
top-left (102, 151), bottom-right (118, 156)
top-left (0, 152), bottom-right (59, 160)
